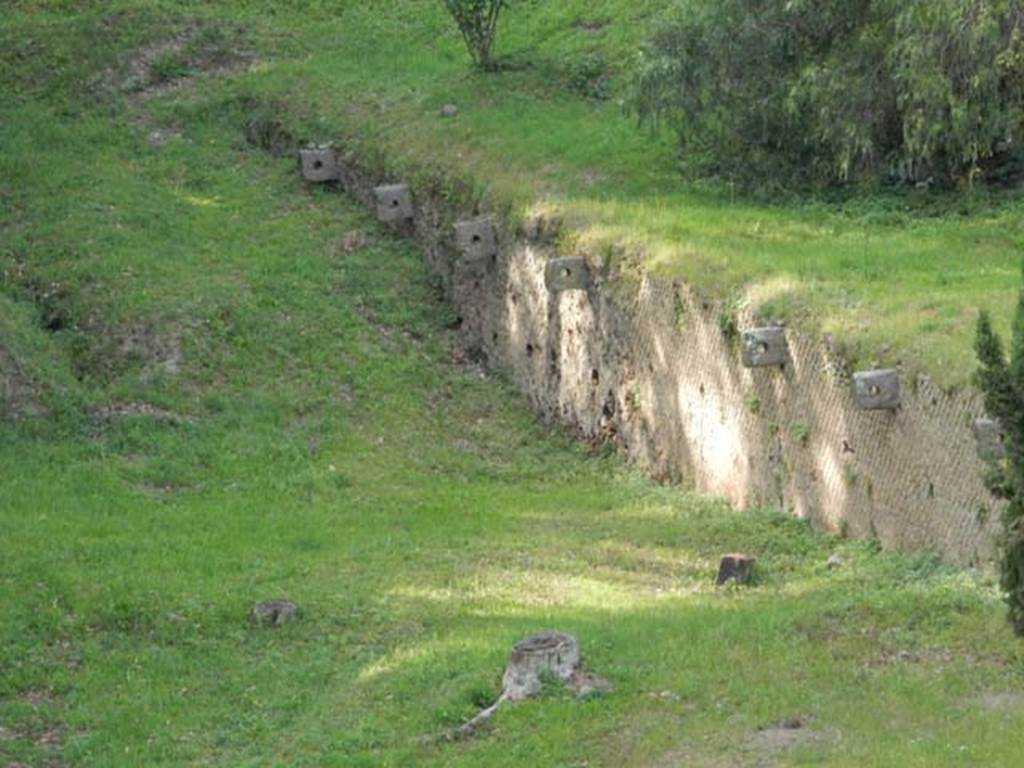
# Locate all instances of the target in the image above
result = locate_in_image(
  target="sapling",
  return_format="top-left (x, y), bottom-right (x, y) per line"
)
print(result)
top-left (441, 0), bottom-right (510, 71)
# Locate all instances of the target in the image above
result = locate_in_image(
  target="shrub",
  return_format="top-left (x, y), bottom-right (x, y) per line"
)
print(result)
top-left (975, 272), bottom-right (1024, 636)
top-left (565, 53), bottom-right (611, 101)
top-left (628, 0), bottom-right (1024, 188)
top-left (441, 0), bottom-right (510, 71)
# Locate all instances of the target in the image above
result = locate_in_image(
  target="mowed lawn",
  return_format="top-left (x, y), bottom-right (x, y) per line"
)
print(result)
top-left (2, 3), bottom-right (1024, 767)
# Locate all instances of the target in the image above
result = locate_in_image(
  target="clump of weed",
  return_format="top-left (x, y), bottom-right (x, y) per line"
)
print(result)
top-left (564, 52), bottom-right (611, 100)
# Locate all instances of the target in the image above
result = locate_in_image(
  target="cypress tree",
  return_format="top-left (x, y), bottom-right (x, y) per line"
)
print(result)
top-left (975, 273), bottom-right (1024, 635)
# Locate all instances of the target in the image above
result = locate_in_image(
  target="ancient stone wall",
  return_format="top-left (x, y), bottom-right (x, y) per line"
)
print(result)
top-left (330, 150), bottom-right (1002, 566)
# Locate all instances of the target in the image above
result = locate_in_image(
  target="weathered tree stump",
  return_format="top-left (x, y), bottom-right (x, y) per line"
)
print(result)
top-left (502, 630), bottom-right (581, 700)
top-left (445, 630), bottom-right (611, 741)
top-left (249, 599), bottom-right (299, 627)
top-left (716, 554), bottom-right (756, 586)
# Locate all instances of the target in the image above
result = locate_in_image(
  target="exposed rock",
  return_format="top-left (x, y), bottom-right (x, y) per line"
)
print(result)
top-left (439, 104), bottom-right (459, 118)
top-left (716, 554), bottom-right (756, 586)
top-left (826, 554), bottom-right (846, 570)
top-left (249, 599), bottom-right (299, 627)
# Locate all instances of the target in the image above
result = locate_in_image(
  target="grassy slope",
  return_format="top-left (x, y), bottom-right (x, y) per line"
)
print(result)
top-left (10, 0), bottom-right (1016, 387)
top-left (2, 3), bottom-right (1024, 767)
top-left (240, 0), bottom-right (1022, 387)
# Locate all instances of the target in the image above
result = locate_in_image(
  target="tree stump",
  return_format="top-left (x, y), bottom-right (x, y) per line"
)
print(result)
top-left (445, 630), bottom-right (610, 741)
top-left (716, 554), bottom-right (756, 585)
top-left (501, 630), bottom-right (581, 700)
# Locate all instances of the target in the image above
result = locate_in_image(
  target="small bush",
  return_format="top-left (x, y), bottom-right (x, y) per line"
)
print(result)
top-left (565, 53), bottom-right (611, 101)
top-left (628, 0), bottom-right (1024, 188)
top-left (441, 0), bottom-right (511, 71)
top-left (975, 271), bottom-right (1024, 636)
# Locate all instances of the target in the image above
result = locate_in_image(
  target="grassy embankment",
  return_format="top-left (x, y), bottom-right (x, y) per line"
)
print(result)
top-left (219, 0), bottom-right (1023, 387)
top-left (2, 3), bottom-right (1024, 766)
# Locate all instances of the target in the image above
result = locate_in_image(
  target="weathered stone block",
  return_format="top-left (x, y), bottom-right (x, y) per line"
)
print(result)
top-left (298, 146), bottom-right (340, 183)
top-left (716, 554), bottom-right (756, 585)
top-left (741, 327), bottom-right (788, 368)
top-left (853, 370), bottom-right (900, 411)
top-left (374, 184), bottom-right (414, 223)
top-left (973, 418), bottom-right (1006, 461)
top-left (545, 257), bottom-right (590, 293)
top-left (454, 217), bottom-right (498, 260)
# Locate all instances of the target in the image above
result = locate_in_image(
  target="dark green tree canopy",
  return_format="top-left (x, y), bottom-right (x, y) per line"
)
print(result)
top-left (629, 0), bottom-right (1024, 188)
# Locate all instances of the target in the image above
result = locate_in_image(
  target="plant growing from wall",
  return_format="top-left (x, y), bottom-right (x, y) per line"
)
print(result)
top-left (441, 0), bottom-right (510, 71)
top-left (975, 272), bottom-right (1024, 636)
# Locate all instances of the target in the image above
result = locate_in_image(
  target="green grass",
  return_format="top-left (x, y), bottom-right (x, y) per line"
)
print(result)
top-left (5, 1), bottom-right (1022, 385)
top-left (3, 3), bottom-right (1024, 766)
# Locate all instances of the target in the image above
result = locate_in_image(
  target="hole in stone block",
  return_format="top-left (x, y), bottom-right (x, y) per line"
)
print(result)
top-left (869, 385), bottom-right (881, 397)
top-left (591, 369), bottom-right (600, 385)
top-left (313, 160), bottom-right (323, 169)
top-left (526, 343), bottom-right (534, 357)
top-left (758, 342), bottom-right (769, 355)
top-left (562, 268), bottom-right (572, 278)
top-left (472, 234), bottom-right (481, 243)
top-left (391, 199), bottom-right (400, 207)
top-left (601, 392), bottom-right (617, 418)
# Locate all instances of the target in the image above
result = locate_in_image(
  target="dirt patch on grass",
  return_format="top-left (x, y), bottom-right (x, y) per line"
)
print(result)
top-left (747, 717), bottom-right (839, 755)
top-left (338, 230), bottom-right (370, 256)
top-left (654, 717), bottom-right (839, 767)
top-left (94, 401), bottom-right (186, 423)
top-left (80, 321), bottom-right (185, 382)
top-left (116, 23), bottom-right (255, 101)
top-left (19, 690), bottom-right (56, 711)
top-left (976, 691), bottom-right (1024, 713)
top-left (0, 347), bottom-right (45, 421)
